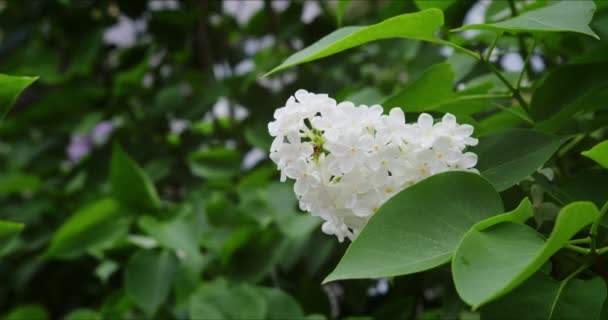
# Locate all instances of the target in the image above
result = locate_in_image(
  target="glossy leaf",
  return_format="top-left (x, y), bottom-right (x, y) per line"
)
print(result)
top-left (472, 129), bottom-right (568, 191)
top-left (45, 198), bottom-right (128, 258)
top-left (453, 1), bottom-right (599, 39)
top-left (324, 171), bottom-right (503, 283)
top-left (0, 74), bottom-right (37, 119)
top-left (582, 140), bottom-right (608, 168)
top-left (453, 202), bottom-right (599, 308)
top-left (266, 9), bottom-right (444, 75)
top-left (481, 273), bottom-right (606, 320)
top-left (110, 145), bottom-right (161, 212)
top-left (124, 249), bottom-right (177, 315)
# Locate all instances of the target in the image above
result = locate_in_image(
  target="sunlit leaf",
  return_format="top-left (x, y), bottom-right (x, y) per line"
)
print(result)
top-left (266, 9), bottom-right (444, 75)
top-left (453, 1), bottom-right (599, 39)
top-left (582, 140), bottom-right (608, 168)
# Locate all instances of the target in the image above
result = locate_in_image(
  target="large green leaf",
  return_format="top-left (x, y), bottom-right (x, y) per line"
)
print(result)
top-left (0, 220), bottom-right (24, 248)
top-left (266, 9), bottom-right (444, 75)
top-left (453, 202), bottom-right (599, 308)
top-left (45, 198), bottom-right (128, 258)
top-left (582, 140), bottom-right (608, 168)
top-left (452, 1), bottom-right (599, 39)
top-left (0, 74), bottom-right (37, 120)
top-left (472, 129), bottom-right (568, 191)
top-left (110, 144), bottom-right (161, 212)
top-left (324, 171), bottom-right (503, 283)
top-left (481, 273), bottom-right (606, 320)
top-left (383, 63), bottom-right (455, 112)
top-left (124, 249), bottom-right (177, 315)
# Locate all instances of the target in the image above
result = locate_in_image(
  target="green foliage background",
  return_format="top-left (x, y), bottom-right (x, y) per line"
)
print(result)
top-left (1, 0), bottom-right (608, 319)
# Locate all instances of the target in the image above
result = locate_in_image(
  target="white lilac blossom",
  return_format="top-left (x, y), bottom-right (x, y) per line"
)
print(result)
top-left (268, 90), bottom-right (479, 242)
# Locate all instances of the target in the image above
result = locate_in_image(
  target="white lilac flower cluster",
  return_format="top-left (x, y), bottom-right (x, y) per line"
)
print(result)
top-left (269, 90), bottom-right (479, 242)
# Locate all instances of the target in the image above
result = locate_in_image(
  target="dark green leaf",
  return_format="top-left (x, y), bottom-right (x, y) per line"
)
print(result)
top-left (0, 220), bottom-right (25, 248)
top-left (482, 273), bottom-right (606, 320)
top-left (110, 144), bottom-right (161, 212)
top-left (472, 129), bottom-right (568, 191)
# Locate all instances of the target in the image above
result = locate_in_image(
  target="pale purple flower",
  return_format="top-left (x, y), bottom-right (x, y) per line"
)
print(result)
top-left (67, 135), bottom-right (93, 163)
top-left (92, 121), bottom-right (114, 145)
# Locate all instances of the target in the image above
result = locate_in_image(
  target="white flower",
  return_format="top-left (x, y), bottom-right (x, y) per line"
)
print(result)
top-left (268, 90), bottom-right (479, 242)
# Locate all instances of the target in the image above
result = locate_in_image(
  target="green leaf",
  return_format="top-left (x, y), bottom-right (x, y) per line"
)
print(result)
top-left (63, 309), bottom-right (102, 320)
top-left (189, 281), bottom-right (267, 320)
top-left (138, 213), bottom-right (204, 268)
top-left (266, 9), bottom-right (444, 76)
top-left (383, 63), bottom-right (455, 112)
top-left (0, 74), bottom-right (37, 120)
top-left (257, 287), bottom-right (305, 320)
top-left (0, 172), bottom-right (42, 195)
top-left (453, 202), bottom-right (599, 308)
top-left (5, 304), bottom-right (49, 320)
top-left (324, 171), bottom-right (503, 283)
top-left (474, 197), bottom-right (533, 231)
top-left (531, 63), bottom-right (608, 130)
top-left (582, 140), bottom-right (608, 168)
top-left (45, 198), bottom-right (128, 258)
top-left (0, 220), bottom-right (25, 248)
top-left (110, 144), bottom-right (161, 212)
top-left (472, 129), bottom-right (568, 191)
top-left (452, 1), bottom-right (599, 39)
top-left (481, 273), bottom-right (606, 320)
top-left (124, 249), bottom-right (177, 315)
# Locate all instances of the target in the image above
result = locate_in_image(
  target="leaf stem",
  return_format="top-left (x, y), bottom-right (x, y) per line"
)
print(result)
top-left (483, 60), bottom-right (530, 110)
top-left (437, 39), bottom-right (530, 111)
top-left (565, 245), bottom-right (591, 255)
top-left (516, 36), bottom-right (537, 90)
top-left (567, 237), bottom-right (592, 245)
top-left (484, 32), bottom-right (502, 62)
top-left (491, 102), bottom-right (534, 125)
top-left (590, 202), bottom-right (608, 253)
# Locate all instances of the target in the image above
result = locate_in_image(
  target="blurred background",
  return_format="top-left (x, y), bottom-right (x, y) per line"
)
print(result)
top-left (2, 0), bottom-right (608, 319)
